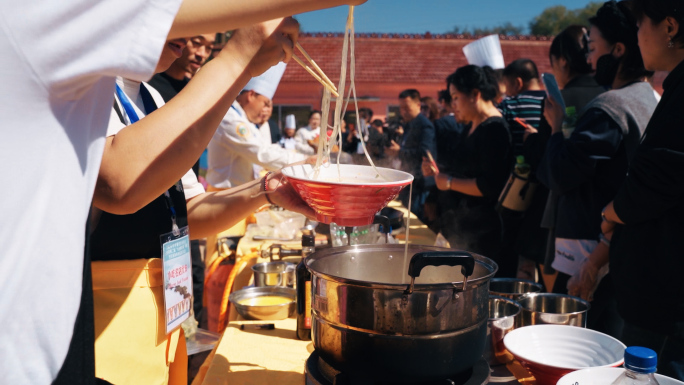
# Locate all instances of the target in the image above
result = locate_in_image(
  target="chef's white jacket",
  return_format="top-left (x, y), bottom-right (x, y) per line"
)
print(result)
top-left (207, 102), bottom-right (307, 188)
top-left (294, 125), bottom-right (320, 155)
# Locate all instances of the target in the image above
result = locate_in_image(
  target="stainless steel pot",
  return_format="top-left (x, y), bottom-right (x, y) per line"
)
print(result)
top-left (517, 292), bottom-right (590, 327)
top-left (484, 295), bottom-right (521, 366)
top-left (252, 261), bottom-right (295, 288)
top-left (489, 278), bottom-right (543, 300)
top-left (302, 244), bottom-right (497, 382)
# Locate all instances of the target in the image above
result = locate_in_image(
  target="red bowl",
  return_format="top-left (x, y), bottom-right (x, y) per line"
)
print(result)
top-left (281, 164), bottom-right (413, 226)
top-left (503, 325), bottom-right (625, 385)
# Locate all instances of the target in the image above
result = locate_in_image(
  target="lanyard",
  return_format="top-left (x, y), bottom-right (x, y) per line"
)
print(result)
top-left (162, 190), bottom-right (181, 237)
top-left (115, 82), bottom-right (177, 233)
top-left (114, 83), bottom-right (158, 124)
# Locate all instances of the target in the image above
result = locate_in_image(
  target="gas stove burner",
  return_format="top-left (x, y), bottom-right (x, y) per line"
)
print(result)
top-left (304, 351), bottom-right (490, 385)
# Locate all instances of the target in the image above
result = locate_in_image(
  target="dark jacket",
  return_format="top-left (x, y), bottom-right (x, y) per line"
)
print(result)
top-left (611, 61), bottom-right (684, 334)
top-left (538, 82), bottom-right (657, 240)
top-left (561, 74), bottom-right (606, 114)
top-left (433, 114), bottom-right (465, 173)
top-left (535, 75), bottom-right (606, 263)
top-left (400, 114), bottom-right (436, 186)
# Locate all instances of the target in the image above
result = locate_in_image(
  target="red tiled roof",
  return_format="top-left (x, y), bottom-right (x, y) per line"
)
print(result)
top-left (283, 33), bottom-right (554, 85)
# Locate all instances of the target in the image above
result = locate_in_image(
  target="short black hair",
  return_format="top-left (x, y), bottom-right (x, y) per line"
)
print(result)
top-left (589, 1), bottom-right (654, 80)
top-left (359, 107), bottom-right (373, 121)
top-left (437, 89), bottom-right (451, 104)
top-left (309, 110), bottom-right (322, 119)
top-left (630, 0), bottom-right (684, 47)
top-left (371, 119), bottom-right (383, 127)
top-left (549, 25), bottom-right (593, 76)
top-left (446, 65), bottom-right (499, 102)
top-left (502, 59), bottom-right (540, 85)
top-left (399, 89), bottom-right (421, 101)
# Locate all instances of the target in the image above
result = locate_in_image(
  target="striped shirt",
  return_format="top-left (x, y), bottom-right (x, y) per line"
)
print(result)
top-left (498, 90), bottom-right (547, 157)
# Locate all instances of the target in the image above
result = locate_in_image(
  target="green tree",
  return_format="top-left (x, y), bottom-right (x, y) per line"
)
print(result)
top-left (529, 2), bottom-right (602, 36)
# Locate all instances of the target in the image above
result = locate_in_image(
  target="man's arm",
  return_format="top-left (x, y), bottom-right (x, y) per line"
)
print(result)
top-left (169, 0), bottom-right (366, 39)
top-left (94, 19), bottom-right (297, 214)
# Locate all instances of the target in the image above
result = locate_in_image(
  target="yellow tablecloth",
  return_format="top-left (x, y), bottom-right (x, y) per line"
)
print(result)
top-left (199, 318), bottom-right (309, 385)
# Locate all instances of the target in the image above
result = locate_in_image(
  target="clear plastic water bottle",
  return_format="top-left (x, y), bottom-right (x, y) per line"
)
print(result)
top-left (611, 346), bottom-right (660, 385)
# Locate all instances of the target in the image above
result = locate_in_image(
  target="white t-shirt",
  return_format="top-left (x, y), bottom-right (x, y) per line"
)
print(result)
top-left (110, 77), bottom-right (205, 200)
top-left (0, 1), bottom-right (182, 383)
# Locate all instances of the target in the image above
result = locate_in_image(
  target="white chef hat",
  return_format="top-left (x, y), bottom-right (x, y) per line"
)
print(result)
top-left (243, 62), bottom-right (287, 100)
top-left (462, 35), bottom-right (505, 69)
top-left (285, 114), bottom-right (296, 130)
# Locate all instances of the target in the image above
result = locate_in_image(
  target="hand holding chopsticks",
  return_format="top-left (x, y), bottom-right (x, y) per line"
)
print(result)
top-left (422, 151), bottom-right (439, 177)
top-left (293, 42), bottom-right (339, 97)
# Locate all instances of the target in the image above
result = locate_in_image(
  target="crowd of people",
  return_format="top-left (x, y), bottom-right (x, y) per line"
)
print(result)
top-left (2, 0), bottom-right (684, 383)
top-left (259, 0), bottom-right (682, 379)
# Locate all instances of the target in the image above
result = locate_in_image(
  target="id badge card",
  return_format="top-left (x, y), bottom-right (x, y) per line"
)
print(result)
top-left (161, 226), bottom-right (193, 335)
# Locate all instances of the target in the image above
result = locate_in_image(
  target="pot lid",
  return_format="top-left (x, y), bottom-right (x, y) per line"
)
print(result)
top-left (305, 244), bottom-right (497, 290)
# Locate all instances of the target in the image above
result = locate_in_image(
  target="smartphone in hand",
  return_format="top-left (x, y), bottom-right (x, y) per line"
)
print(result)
top-left (541, 73), bottom-right (566, 111)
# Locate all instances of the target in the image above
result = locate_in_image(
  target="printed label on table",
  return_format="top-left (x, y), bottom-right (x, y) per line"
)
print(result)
top-left (161, 226), bottom-right (193, 335)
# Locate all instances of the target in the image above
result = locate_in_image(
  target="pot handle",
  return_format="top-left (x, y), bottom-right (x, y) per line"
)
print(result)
top-left (405, 251), bottom-right (475, 294)
top-left (265, 244), bottom-right (303, 262)
top-left (407, 251), bottom-right (475, 278)
top-left (373, 214), bottom-right (390, 243)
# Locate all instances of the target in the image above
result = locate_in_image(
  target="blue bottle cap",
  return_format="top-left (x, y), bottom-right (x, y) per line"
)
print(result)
top-left (624, 346), bottom-right (658, 374)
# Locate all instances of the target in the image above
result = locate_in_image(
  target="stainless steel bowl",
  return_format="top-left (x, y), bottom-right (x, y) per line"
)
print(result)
top-left (484, 296), bottom-right (521, 366)
top-left (517, 293), bottom-right (590, 327)
top-left (489, 278), bottom-right (543, 300)
top-left (229, 286), bottom-right (296, 320)
top-left (252, 261), bottom-right (295, 288)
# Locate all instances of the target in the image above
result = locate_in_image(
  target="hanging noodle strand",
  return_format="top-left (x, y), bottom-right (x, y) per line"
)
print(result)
top-left (311, 5), bottom-right (386, 182)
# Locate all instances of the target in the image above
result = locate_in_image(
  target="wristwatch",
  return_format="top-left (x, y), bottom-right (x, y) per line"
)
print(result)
top-left (445, 176), bottom-right (452, 190)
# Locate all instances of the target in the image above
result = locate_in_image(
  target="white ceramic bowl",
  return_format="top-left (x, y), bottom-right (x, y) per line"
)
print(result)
top-left (558, 367), bottom-right (684, 385)
top-left (503, 325), bottom-right (626, 385)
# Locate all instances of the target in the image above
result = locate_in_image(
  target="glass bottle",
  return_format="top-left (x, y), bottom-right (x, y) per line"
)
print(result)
top-left (296, 228), bottom-right (315, 341)
top-left (611, 346), bottom-right (660, 385)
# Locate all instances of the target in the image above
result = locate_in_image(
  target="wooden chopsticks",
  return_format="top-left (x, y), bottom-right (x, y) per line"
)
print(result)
top-left (293, 42), bottom-right (339, 97)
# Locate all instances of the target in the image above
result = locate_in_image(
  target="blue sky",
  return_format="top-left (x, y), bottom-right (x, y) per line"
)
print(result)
top-left (296, 0), bottom-right (597, 34)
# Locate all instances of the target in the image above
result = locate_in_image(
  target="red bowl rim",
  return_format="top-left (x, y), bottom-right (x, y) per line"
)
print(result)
top-left (514, 355), bottom-right (625, 372)
top-left (504, 325), bottom-right (627, 370)
top-left (282, 164), bottom-right (414, 187)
